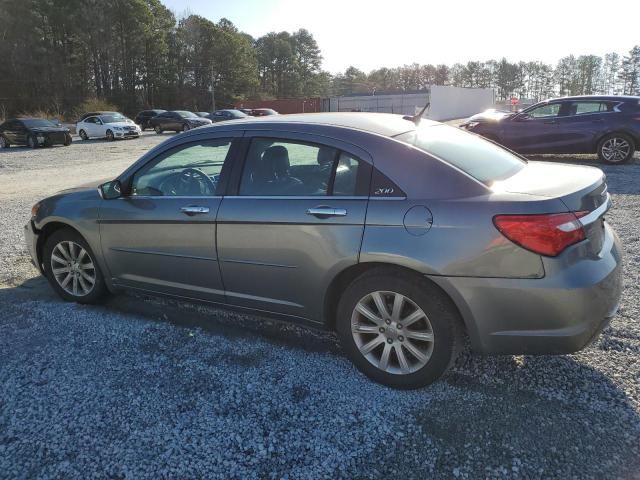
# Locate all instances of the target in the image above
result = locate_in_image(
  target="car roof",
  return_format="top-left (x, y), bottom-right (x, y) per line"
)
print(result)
top-left (542, 95), bottom-right (640, 103)
top-left (199, 112), bottom-right (426, 137)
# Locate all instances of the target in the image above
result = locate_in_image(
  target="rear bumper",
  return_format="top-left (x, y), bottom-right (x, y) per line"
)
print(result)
top-left (429, 223), bottom-right (623, 355)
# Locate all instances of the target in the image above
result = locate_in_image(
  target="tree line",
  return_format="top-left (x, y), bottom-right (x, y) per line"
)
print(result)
top-left (0, 0), bottom-right (639, 119)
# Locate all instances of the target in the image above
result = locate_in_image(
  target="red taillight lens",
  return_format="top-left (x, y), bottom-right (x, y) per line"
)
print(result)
top-left (493, 211), bottom-right (589, 256)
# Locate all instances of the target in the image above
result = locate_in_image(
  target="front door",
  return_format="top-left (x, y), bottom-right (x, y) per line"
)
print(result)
top-left (501, 102), bottom-right (563, 153)
top-left (99, 136), bottom-right (238, 302)
top-left (217, 133), bottom-right (372, 321)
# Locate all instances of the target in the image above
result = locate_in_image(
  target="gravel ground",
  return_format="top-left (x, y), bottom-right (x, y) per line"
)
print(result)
top-left (0, 135), bottom-right (639, 479)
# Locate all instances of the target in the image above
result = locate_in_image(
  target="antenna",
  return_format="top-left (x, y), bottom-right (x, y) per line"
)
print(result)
top-left (403, 101), bottom-right (430, 125)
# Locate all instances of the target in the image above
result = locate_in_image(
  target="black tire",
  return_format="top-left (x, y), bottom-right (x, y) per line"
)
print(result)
top-left (154, 125), bottom-right (162, 134)
top-left (336, 268), bottom-right (463, 389)
top-left (64, 135), bottom-right (72, 146)
top-left (597, 133), bottom-right (635, 164)
top-left (106, 129), bottom-right (115, 141)
top-left (42, 228), bottom-right (108, 304)
top-left (0, 135), bottom-right (9, 148)
top-left (27, 134), bottom-right (38, 149)
top-left (182, 123), bottom-right (190, 132)
top-left (79, 130), bottom-right (88, 140)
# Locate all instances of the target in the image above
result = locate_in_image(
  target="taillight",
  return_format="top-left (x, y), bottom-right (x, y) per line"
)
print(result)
top-left (493, 211), bottom-right (589, 256)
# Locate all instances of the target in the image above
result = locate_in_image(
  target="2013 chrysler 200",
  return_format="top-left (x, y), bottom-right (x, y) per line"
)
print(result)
top-left (24, 113), bottom-right (623, 389)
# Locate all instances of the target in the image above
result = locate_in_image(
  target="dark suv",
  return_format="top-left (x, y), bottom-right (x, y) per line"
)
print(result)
top-left (135, 109), bottom-right (166, 131)
top-left (462, 95), bottom-right (640, 164)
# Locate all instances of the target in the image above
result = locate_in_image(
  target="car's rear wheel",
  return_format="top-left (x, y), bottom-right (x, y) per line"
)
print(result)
top-left (43, 229), bottom-right (108, 304)
top-left (27, 134), bottom-right (38, 149)
top-left (336, 269), bottom-right (462, 389)
top-left (154, 125), bottom-right (162, 134)
top-left (598, 133), bottom-right (635, 164)
top-left (64, 135), bottom-right (72, 146)
top-left (106, 129), bottom-right (115, 141)
top-left (0, 135), bottom-right (9, 148)
top-left (79, 130), bottom-right (88, 140)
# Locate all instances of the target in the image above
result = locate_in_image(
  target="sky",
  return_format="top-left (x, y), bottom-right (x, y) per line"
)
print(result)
top-left (161, 0), bottom-right (639, 74)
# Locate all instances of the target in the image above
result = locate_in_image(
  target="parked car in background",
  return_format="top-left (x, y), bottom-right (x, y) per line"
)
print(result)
top-left (194, 112), bottom-right (211, 118)
top-left (149, 110), bottom-right (212, 133)
top-left (462, 95), bottom-right (640, 164)
top-left (25, 113), bottom-right (622, 389)
top-left (250, 108), bottom-right (279, 117)
top-left (0, 118), bottom-right (72, 148)
top-left (208, 109), bottom-right (248, 123)
top-left (79, 111), bottom-right (132, 123)
top-left (135, 109), bottom-right (166, 131)
top-left (76, 114), bottom-right (141, 141)
top-left (239, 108), bottom-right (253, 115)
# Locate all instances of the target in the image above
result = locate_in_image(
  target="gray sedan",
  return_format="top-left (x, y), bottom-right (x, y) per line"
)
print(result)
top-left (24, 113), bottom-right (623, 389)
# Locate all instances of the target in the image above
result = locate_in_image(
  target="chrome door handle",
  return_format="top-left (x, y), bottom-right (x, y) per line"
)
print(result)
top-left (180, 205), bottom-right (210, 215)
top-left (306, 206), bottom-right (347, 218)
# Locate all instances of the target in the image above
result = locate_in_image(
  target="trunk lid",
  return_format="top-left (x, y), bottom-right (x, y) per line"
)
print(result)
top-left (494, 161), bottom-right (609, 255)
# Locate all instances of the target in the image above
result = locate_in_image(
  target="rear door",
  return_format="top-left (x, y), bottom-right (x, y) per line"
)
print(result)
top-left (216, 131), bottom-right (372, 321)
top-left (556, 101), bottom-right (614, 153)
top-left (99, 133), bottom-right (241, 302)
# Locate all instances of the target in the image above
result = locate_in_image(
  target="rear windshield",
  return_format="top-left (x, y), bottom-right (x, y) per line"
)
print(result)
top-left (395, 124), bottom-right (526, 185)
top-left (22, 119), bottom-right (56, 128)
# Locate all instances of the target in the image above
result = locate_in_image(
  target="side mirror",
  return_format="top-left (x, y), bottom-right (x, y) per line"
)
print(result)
top-left (99, 180), bottom-right (122, 200)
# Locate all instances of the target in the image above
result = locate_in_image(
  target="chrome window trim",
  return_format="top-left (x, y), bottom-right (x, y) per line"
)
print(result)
top-left (223, 195), bottom-right (369, 200)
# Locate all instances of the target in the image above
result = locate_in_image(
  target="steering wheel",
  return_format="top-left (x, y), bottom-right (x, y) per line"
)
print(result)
top-left (159, 167), bottom-right (217, 196)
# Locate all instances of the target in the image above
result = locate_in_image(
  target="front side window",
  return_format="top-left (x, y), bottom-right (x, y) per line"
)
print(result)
top-left (526, 103), bottom-right (561, 118)
top-left (132, 140), bottom-right (231, 196)
top-left (238, 138), bottom-right (368, 196)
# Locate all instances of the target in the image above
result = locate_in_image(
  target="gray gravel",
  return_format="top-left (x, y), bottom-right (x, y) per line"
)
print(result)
top-left (0, 140), bottom-right (639, 479)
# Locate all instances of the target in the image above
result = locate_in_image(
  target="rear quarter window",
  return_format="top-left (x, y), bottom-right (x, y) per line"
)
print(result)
top-left (395, 124), bottom-right (526, 186)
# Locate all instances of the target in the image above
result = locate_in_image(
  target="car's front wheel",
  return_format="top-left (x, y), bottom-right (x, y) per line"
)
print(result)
top-left (154, 125), bottom-right (162, 134)
top-left (27, 134), bottom-right (38, 149)
top-left (182, 123), bottom-right (190, 132)
top-left (336, 269), bottom-right (462, 389)
top-left (43, 229), bottom-right (108, 304)
top-left (106, 129), bottom-right (115, 141)
top-left (79, 130), bottom-right (88, 140)
top-left (598, 133), bottom-right (635, 164)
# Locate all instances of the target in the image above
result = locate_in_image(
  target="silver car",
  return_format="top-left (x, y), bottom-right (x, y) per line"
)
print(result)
top-left (25, 113), bottom-right (623, 389)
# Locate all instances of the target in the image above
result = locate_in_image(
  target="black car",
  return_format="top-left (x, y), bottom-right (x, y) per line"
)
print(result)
top-left (250, 108), bottom-right (279, 117)
top-left (0, 118), bottom-right (72, 149)
top-left (134, 109), bottom-right (166, 131)
top-left (462, 95), bottom-right (640, 164)
top-left (149, 110), bottom-right (212, 133)
top-left (207, 109), bottom-right (248, 123)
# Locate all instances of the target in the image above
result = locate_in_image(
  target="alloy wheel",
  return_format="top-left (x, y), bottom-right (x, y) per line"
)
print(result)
top-left (601, 137), bottom-right (631, 163)
top-left (183, 124), bottom-right (190, 131)
top-left (50, 241), bottom-right (96, 297)
top-left (351, 291), bottom-right (434, 375)
top-left (0, 136), bottom-right (6, 148)
top-left (106, 130), bottom-right (114, 141)
top-left (28, 136), bottom-right (36, 148)
top-left (79, 130), bottom-right (88, 140)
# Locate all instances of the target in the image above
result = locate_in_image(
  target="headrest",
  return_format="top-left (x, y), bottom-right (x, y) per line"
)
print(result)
top-left (263, 145), bottom-right (290, 175)
top-left (317, 147), bottom-right (335, 166)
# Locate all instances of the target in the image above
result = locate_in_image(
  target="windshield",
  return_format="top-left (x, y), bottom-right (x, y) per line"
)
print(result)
top-left (100, 114), bottom-right (127, 123)
top-left (22, 119), bottom-right (57, 128)
top-left (175, 111), bottom-right (198, 118)
top-left (395, 124), bottom-right (526, 185)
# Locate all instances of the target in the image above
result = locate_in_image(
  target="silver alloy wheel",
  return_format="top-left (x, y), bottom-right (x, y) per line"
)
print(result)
top-left (106, 130), bottom-right (114, 141)
top-left (351, 291), bottom-right (434, 375)
top-left (79, 130), bottom-right (87, 140)
top-left (28, 135), bottom-right (35, 148)
top-left (154, 125), bottom-right (162, 133)
top-left (0, 136), bottom-right (6, 148)
top-left (183, 123), bottom-right (190, 131)
top-left (601, 137), bottom-right (631, 163)
top-left (50, 241), bottom-right (96, 297)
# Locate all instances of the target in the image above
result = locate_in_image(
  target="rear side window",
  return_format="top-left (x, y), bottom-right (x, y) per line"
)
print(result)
top-left (571, 102), bottom-right (611, 115)
top-left (395, 125), bottom-right (526, 186)
top-left (239, 138), bottom-right (370, 196)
